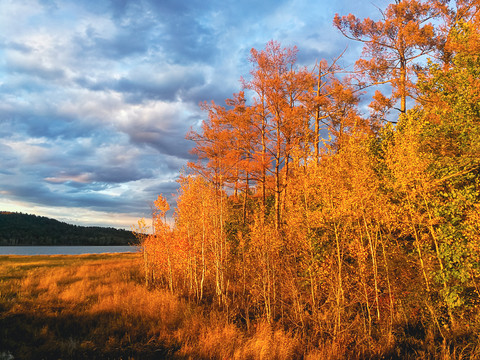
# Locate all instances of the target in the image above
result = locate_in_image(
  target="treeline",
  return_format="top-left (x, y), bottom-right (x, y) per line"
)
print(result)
top-left (136, 1), bottom-right (480, 358)
top-left (0, 212), bottom-right (137, 246)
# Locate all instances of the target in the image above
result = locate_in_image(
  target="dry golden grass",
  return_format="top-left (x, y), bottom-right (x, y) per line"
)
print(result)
top-left (2, 253), bottom-right (478, 359)
top-left (0, 253), bottom-right (309, 359)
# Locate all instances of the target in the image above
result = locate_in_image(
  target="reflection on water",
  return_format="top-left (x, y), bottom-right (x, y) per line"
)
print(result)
top-left (0, 246), bottom-right (141, 256)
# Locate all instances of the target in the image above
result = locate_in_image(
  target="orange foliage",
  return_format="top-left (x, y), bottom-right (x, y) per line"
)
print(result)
top-left (334, 0), bottom-right (441, 114)
top-left (137, 2), bottom-right (480, 356)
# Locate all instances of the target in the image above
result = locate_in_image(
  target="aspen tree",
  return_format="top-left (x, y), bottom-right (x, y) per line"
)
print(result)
top-left (246, 40), bottom-right (313, 229)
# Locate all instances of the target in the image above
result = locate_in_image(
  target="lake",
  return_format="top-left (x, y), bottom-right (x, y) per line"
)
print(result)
top-left (0, 246), bottom-right (141, 256)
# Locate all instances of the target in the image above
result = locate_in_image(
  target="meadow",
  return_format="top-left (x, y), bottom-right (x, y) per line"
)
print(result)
top-left (1, 253), bottom-right (479, 359)
top-left (0, 253), bottom-right (304, 360)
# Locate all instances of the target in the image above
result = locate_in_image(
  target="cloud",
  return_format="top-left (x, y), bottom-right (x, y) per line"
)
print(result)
top-left (5, 52), bottom-right (66, 81)
top-left (0, 0), bottom-right (392, 228)
top-left (114, 100), bottom-right (197, 159)
top-left (114, 64), bottom-right (207, 103)
top-left (73, 14), bottom-right (154, 60)
top-left (44, 173), bottom-right (92, 184)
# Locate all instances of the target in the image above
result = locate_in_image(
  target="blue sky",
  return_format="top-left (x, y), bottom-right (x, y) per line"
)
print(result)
top-left (0, 0), bottom-right (390, 229)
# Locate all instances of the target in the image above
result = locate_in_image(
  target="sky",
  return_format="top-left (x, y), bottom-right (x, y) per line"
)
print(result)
top-left (0, 0), bottom-right (390, 229)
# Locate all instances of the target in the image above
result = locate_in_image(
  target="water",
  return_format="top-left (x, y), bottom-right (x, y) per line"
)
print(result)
top-left (0, 245), bottom-right (141, 256)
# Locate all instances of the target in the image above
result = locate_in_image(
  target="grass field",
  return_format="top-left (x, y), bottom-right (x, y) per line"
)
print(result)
top-left (3, 253), bottom-right (478, 360)
top-left (0, 253), bottom-right (303, 360)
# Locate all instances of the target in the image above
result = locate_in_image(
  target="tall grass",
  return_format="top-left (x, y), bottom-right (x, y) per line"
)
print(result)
top-left (1, 254), bottom-right (478, 359)
top-left (0, 254), bottom-right (305, 359)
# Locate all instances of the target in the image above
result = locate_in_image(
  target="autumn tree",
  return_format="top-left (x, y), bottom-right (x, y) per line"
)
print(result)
top-left (174, 176), bottom-right (209, 301)
top-left (412, 21), bottom-right (479, 325)
top-left (187, 101), bottom-right (236, 189)
top-left (174, 175), bottom-right (231, 304)
top-left (137, 195), bottom-right (176, 290)
top-left (305, 58), bottom-right (371, 159)
top-left (334, 0), bottom-right (441, 116)
top-left (135, 15), bottom-right (480, 355)
top-left (435, 0), bottom-right (480, 64)
top-left (244, 40), bottom-right (314, 228)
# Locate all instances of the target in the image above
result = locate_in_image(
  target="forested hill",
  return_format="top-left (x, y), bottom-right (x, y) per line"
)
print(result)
top-left (0, 212), bottom-right (138, 246)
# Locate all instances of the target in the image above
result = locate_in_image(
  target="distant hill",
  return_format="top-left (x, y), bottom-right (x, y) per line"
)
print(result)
top-left (0, 212), bottom-right (138, 246)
